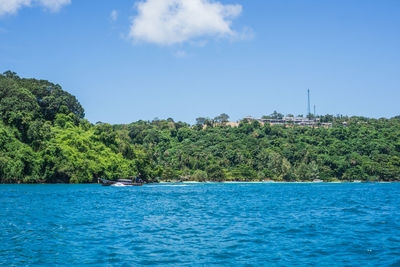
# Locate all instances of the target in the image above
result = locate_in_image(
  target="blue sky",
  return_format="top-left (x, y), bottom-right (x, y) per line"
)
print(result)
top-left (0, 0), bottom-right (399, 124)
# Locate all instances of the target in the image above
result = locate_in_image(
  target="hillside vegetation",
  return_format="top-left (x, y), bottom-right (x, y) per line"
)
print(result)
top-left (1, 72), bottom-right (400, 183)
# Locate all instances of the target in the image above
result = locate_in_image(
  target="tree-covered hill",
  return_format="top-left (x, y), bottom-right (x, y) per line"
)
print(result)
top-left (1, 71), bottom-right (400, 183)
top-left (0, 71), bottom-right (156, 183)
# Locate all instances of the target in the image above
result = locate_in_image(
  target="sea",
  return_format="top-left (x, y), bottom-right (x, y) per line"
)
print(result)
top-left (1, 183), bottom-right (399, 266)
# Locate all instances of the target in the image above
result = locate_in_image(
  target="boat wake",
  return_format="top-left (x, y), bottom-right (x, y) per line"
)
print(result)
top-left (111, 182), bottom-right (128, 187)
top-left (152, 184), bottom-right (190, 187)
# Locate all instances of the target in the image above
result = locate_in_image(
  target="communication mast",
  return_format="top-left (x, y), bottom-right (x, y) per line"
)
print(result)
top-left (307, 89), bottom-right (311, 117)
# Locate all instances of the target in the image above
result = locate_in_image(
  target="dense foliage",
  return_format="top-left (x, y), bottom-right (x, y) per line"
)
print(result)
top-left (1, 72), bottom-right (400, 183)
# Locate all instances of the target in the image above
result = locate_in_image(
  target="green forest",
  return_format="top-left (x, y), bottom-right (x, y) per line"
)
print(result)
top-left (1, 71), bottom-right (400, 183)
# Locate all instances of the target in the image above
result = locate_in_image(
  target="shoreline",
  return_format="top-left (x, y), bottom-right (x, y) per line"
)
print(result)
top-left (183, 181), bottom-right (397, 184)
top-left (0, 180), bottom-right (398, 185)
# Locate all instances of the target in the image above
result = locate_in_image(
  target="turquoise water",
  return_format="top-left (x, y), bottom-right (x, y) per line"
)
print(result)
top-left (1, 183), bottom-right (400, 266)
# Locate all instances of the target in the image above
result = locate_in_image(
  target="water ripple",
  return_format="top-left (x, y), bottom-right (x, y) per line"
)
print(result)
top-left (0, 183), bottom-right (400, 265)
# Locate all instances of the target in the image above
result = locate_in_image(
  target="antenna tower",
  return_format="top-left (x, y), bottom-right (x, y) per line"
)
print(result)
top-left (307, 89), bottom-right (311, 117)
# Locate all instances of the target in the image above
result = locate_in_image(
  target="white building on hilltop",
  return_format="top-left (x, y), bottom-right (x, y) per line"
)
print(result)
top-left (242, 116), bottom-right (332, 128)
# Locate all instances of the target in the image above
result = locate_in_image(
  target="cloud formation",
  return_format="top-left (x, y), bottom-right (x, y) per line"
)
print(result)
top-left (129, 0), bottom-right (242, 45)
top-left (0, 0), bottom-right (70, 16)
top-left (110, 10), bottom-right (118, 22)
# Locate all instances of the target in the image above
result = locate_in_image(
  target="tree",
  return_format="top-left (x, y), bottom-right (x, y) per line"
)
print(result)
top-left (3, 70), bottom-right (19, 79)
top-left (231, 164), bottom-right (257, 181)
top-left (192, 170), bottom-right (208, 181)
top-left (162, 166), bottom-right (178, 180)
top-left (271, 111), bottom-right (284, 119)
top-left (0, 76), bottom-right (40, 135)
top-left (2, 71), bottom-right (400, 184)
top-left (214, 113), bottom-right (230, 124)
top-left (206, 164), bottom-right (226, 181)
top-left (268, 152), bottom-right (293, 181)
top-left (196, 117), bottom-right (207, 125)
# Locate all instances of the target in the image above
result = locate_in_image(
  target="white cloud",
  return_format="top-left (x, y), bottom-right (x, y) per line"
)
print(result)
top-left (174, 50), bottom-right (187, 58)
top-left (110, 9), bottom-right (118, 22)
top-left (38, 0), bottom-right (71, 12)
top-left (0, 0), bottom-right (30, 15)
top-left (0, 0), bottom-right (70, 16)
top-left (129, 0), bottom-right (242, 45)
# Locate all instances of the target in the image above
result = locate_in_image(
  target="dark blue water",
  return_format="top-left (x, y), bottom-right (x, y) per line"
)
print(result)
top-left (1, 183), bottom-right (400, 266)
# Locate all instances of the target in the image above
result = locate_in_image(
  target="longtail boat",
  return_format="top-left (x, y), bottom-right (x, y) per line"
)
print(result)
top-left (98, 178), bottom-right (143, 187)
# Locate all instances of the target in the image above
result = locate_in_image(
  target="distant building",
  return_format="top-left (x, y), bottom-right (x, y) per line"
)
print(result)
top-left (239, 116), bottom-right (332, 128)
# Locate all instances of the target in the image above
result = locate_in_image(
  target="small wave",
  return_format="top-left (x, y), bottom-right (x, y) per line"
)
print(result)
top-left (150, 184), bottom-right (190, 187)
top-left (1, 183), bottom-right (399, 266)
